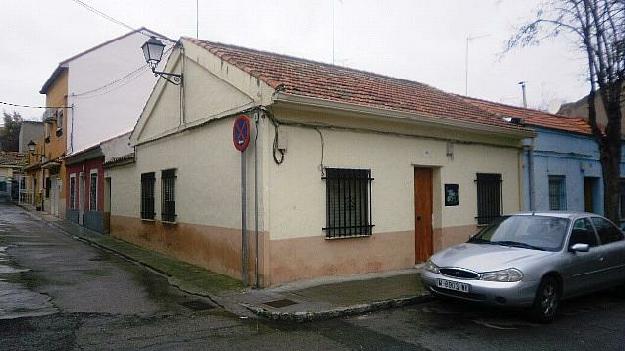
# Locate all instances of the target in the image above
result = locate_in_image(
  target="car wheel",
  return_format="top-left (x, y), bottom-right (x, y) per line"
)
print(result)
top-left (530, 276), bottom-right (560, 323)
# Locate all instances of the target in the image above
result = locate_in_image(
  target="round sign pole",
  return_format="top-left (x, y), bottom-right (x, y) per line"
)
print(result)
top-left (233, 115), bottom-right (251, 286)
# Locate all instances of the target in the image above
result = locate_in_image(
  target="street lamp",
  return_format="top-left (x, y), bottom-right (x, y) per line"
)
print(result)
top-left (27, 140), bottom-right (36, 154)
top-left (141, 36), bottom-right (183, 85)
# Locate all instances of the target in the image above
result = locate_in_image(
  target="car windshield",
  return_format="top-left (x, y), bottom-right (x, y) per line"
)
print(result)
top-left (468, 215), bottom-right (570, 252)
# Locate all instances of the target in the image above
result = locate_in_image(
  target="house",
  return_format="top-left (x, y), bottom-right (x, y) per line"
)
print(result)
top-left (65, 133), bottom-right (132, 233)
top-left (558, 87), bottom-right (625, 134)
top-left (463, 96), bottom-right (625, 224)
top-left (105, 37), bottom-right (534, 287)
top-left (18, 121), bottom-right (44, 154)
top-left (23, 27), bottom-right (170, 219)
top-left (0, 151), bottom-right (27, 202)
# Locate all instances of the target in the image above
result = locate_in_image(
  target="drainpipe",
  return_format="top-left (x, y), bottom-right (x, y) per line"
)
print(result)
top-left (254, 111), bottom-right (260, 288)
top-left (523, 138), bottom-right (536, 211)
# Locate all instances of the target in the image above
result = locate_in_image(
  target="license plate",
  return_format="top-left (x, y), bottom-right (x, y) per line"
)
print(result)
top-left (436, 278), bottom-right (470, 293)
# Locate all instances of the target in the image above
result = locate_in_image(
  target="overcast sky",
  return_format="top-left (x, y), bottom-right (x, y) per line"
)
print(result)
top-left (1, 0), bottom-right (589, 122)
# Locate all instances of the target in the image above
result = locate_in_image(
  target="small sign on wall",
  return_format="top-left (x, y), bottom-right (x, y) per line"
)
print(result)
top-left (445, 184), bottom-right (459, 206)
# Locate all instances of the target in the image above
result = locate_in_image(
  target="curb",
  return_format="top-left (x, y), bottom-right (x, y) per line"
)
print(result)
top-left (241, 292), bottom-right (433, 323)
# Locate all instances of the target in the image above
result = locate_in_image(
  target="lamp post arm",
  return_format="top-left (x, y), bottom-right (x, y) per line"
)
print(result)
top-left (151, 68), bottom-right (183, 85)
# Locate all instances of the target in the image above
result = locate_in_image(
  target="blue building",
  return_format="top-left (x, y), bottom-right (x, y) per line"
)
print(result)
top-left (463, 97), bottom-right (625, 225)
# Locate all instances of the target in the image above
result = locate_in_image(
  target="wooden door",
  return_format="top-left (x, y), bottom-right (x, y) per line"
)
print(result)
top-left (414, 167), bottom-right (433, 263)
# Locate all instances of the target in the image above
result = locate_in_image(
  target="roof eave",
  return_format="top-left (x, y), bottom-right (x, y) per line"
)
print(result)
top-left (273, 92), bottom-right (536, 139)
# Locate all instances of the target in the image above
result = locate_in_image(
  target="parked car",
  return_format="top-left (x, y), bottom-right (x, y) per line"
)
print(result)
top-left (421, 212), bottom-right (625, 322)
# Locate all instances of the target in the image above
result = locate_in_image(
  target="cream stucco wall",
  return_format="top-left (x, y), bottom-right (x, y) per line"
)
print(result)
top-left (267, 107), bottom-right (523, 241)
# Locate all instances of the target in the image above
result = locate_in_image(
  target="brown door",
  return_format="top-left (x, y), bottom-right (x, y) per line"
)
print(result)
top-left (414, 167), bottom-right (433, 263)
top-left (584, 178), bottom-right (594, 213)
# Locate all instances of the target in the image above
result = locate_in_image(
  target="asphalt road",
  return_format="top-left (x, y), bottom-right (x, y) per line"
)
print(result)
top-left (1, 203), bottom-right (625, 350)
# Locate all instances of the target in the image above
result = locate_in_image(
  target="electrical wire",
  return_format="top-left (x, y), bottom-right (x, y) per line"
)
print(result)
top-left (70, 0), bottom-right (135, 32)
top-left (72, 46), bottom-right (174, 98)
top-left (68, 0), bottom-right (175, 42)
top-left (73, 64), bottom-right (150, 96)
top-left (0, 101), bottom-right (72, 109)
top-left (261, 107), bottom-right (285, 164)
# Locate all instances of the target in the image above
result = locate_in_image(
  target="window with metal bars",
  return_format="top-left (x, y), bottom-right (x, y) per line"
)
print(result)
top-left (69, 176), bottom-right (76, 209)
top-left (548, 175), bottom-right (567, 210)
top-left (322, 168), bottom-right (374, 238)
top-left (619, 179), bottom-right (625, 220)
top-left (476, 173), bottom-right (502, 225)
top-left (89, 172), bottom-right (97, 211)
top-left (140, 172), bottom-right (155, 220)
top-left (161, 169), bottom-right (176, 222)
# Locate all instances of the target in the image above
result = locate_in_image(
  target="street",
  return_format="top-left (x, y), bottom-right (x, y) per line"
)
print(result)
top-left (1, 203), bottom-right (625, 351)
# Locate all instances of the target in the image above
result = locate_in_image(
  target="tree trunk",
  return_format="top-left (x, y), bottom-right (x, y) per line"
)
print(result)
top-left (598, 93), bottom-right (623, 224)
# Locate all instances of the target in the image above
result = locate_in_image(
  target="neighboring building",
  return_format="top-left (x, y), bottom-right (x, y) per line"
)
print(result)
top-left (558, 88), bottom-right (625, 134)
top-left (0, 151), bottom-right (27, 202)
top-left (464, 97), bottom-right (625, 225)
top-left (105, 38), bottom-right (533, 287)
top-left (65, 133), bottom-right (132, 233)
top-left (18, 121), bottom-right (44, 154)
top-left (23, 27), bottom-right (169, 219)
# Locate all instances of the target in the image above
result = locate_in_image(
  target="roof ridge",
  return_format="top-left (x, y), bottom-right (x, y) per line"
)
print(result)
top-left (460, 94), bottom-right (588, 122)
top-left (184, 37), bottom-right (439, 88)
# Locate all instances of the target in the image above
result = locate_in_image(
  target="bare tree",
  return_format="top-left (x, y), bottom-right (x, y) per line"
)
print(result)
top-left (508, 0), bottom-right (625, 222)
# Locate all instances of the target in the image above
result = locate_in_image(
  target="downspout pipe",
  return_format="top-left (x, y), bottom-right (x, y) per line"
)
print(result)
top-left (522, 138), bottom-right (536, 211)
top-left (254, 111), bottom-right (260, 288)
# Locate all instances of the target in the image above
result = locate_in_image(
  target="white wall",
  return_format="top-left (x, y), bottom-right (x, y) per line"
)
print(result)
top-left (67, 30), bottom-right (171, 155)
top-left (268, 109), bottom-right (523, 240)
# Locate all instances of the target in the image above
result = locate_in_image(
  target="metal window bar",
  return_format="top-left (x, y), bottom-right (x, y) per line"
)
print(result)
top-left (140, 172), bottom-right (155, 220)
top-left (161, 169), bottom-right (176, 222)
top-left (322, 168), bottom-right (374, 238)
top-left (69, 177), bottom-right (76, 210)
top-left (548, 176), bottom-right (566, 211)
top-left (475, 173), bottom-right (502, 225)
top-left (89, 173), bottom-right (97, 211)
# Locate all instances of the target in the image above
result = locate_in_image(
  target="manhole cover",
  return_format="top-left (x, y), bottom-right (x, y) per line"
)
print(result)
top-left (263, 299), bottom-right (298, 308)
top-left (179, 300), bottom-right (215, 311)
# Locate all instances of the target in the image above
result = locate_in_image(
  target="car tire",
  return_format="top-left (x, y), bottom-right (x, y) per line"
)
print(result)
top-left (530, 276), bottom-right (560, 323)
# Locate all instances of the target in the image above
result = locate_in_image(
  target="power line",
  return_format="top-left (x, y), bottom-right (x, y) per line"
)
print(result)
top-left (0, 101), bottom-right (71, 109)
top-left (68, 0), bottom-right (175, 42)
top-left (72, 46), bottom-right (174, 98)
top-left (70, 0), bottom-right (135, 33)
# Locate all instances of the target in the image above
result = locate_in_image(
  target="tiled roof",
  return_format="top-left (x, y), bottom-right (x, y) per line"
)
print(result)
top-left (186, 38), bottom-right (528, 133)
top-left (461, 96), bottom-right (592, 135)
top-left (0, 151), bottom-right (27, 167)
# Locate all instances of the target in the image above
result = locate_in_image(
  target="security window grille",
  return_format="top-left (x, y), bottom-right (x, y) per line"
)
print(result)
top-left (45, 177), bottom-right (51, 198)
top-left (619, 179), bottom-right (625, 220)
top-left (161, 169), bottom-right (176, 222)
top-left (69, 177), bottom-right (76, 209)
top-left (476, 173), bottom-right (502, 225)
top-left (322, 168), bottom-right (374, 238)
top-left (89, 172), bottom-right (97, 211)
top-left (548, 176), bottom-right (567, 210)
top-left (140, 172), bottom-right (155, 220)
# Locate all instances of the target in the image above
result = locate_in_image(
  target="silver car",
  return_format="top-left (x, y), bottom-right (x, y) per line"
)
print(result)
top-left (421, 212), bottom-right (625, 322)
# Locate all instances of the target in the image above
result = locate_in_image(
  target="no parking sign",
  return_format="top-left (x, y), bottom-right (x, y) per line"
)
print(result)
top-left (233, 115), bottom-right (251, 152)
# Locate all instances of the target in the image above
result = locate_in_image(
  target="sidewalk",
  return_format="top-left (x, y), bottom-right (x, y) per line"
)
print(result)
top-left (23, 206), bottom-right (431, 322)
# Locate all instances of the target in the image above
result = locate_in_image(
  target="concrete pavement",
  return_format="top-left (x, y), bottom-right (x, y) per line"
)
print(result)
top-left (24, 204), bottom-right (430, 322)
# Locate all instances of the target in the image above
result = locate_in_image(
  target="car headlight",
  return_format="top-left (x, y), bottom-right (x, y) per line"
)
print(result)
top-left (480, 268), bottom-right (523, 282)
top-left (424, 259), bottom-right (440, 274)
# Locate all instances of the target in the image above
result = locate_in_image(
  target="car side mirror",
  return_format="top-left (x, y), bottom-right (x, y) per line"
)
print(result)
top-left (570, 243), bottom-right (590, 253)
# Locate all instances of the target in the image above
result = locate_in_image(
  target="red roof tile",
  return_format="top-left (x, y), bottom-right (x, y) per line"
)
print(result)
top-left (186, 38), bottom-right (528, 133)
top-left (461, 96), bottom-right (593, 135)
top-left (0, 152), bottom-right (27, 167)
